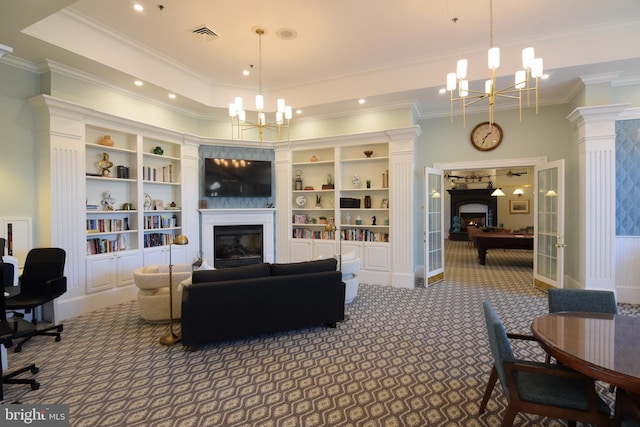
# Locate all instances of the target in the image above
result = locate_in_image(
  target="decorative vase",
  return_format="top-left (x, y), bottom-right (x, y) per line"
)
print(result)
top-left (294, 169), bottom-right (303, 190)
top-left (153, 146), bottom-right (164, 155)
top-left (355, 215), bottom-right (362, 225)
top-left (364, 195), bottom-right (372, 208)
top-left (99, 135), bottom-right (114, 146)
top-left (345, 212), bottom-right (352, 224)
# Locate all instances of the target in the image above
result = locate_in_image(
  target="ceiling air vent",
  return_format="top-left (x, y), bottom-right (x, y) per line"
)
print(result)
top-left (191, 25), bottom-right (220, 42)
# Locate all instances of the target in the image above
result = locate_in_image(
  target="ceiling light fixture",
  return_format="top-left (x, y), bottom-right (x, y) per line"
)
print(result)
top-left (228, 28), bottom-right (292, 144)
top-left (446, 0), bottom-right (543, 126)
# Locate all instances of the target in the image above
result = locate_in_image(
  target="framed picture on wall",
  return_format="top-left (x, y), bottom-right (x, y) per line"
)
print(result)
top-left (509, 199), bottom-right (529, 214)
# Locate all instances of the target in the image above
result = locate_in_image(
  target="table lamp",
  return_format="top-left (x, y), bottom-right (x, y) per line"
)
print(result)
top-left (159, 234), bottom-right (188, 345)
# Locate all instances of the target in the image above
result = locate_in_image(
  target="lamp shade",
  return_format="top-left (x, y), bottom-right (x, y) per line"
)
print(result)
top-left (491, 188), bottom-right (505, 196)
top-left (513, 188), bottom-right (524, 196)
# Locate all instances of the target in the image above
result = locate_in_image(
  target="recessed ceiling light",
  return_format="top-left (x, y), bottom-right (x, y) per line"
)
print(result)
top-left (133, 4), bottom-right (144, 12)
top-left (134, 80), bottom-right (143, 86)
top-left (296, 109), bottom-right (302, 115)
top-left (438, 88), bottom-right (447, 94)
top-left (168, 93), bottom-right (176, 99)
top-left (358, 99), bottom-right (366, 105)
top-left (242, 69), bottom-right (250, 76)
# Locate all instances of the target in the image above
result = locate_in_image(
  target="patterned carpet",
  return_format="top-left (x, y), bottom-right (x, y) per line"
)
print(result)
top-left (2, 241), bottom-right (638, 426)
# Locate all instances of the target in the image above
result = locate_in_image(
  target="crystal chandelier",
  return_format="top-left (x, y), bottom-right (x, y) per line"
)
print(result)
top-left (446, 0), bottom-right (543, 126)
top-left (229, 28), bottom-right (293, 143)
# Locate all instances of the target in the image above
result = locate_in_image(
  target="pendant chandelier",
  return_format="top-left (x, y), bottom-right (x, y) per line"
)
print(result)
top-left (228, 28), bottom-right (292, 144)
top-left (446, 0), bottom-right (543, 126)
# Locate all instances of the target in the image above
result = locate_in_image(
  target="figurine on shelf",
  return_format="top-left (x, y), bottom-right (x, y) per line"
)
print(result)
top-left (372, 215), bottom-right (377, 226)
top-left (98, 152), bottom-right (113, 177)
top-left (101, 191), bottom-right (115, 211)
top-left (325, 217), bottom-right (336, 232)
top-left (352, 175), bottom-right (361, 188)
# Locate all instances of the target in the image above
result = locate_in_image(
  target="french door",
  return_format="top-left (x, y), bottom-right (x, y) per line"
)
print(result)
top-left (424, 167), bottom-right (444, 286)
top-left (533, 160), bottom-right (565, 289)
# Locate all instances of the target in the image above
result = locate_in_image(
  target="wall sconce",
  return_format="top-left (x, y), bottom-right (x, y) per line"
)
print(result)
top-left (491, 188), bottom-right (505, 196)
top-left (512, 188), bottom-right (524, 197)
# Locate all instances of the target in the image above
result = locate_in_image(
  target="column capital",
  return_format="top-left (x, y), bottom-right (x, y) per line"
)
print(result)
top-left (567, 104), bottom-right (628, 127)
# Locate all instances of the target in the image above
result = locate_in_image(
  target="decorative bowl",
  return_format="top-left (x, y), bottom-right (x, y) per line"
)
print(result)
top-left (364, 150), bottom-right (373, 158)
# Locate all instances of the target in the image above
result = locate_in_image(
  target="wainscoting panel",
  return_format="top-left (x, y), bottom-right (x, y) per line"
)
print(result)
top-left (615, 236), bottom-right (640, 304)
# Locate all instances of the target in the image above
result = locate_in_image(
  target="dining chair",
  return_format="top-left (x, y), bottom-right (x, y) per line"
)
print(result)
top-left (547, 288), bottom-right (617, 365)
top-left (479, 301), bottom-right (611, 427)
top-left (548, 288), bottom-right (618, 315)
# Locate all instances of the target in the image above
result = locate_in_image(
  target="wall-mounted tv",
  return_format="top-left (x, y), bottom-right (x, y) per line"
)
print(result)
top-left (204, 158), bottom-right (272, 197)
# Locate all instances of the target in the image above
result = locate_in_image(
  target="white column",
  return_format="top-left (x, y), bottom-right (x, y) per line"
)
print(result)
top-left (387, 127), bottom-right (420, 288)
top-left (567, 104), bottom-right (626, 292)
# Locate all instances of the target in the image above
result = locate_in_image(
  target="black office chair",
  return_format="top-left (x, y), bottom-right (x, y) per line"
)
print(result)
top-left (5, 248), bottom-right (67, 352)
top-left (1, 262), bottom-right (40, 401)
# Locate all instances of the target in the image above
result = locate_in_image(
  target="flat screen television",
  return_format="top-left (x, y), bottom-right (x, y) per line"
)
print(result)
top-left (204, 158), bottom-right (272, 197)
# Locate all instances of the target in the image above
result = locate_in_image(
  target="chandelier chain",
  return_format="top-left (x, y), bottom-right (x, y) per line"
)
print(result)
top-left (489, 0), bottom-right (494, 48)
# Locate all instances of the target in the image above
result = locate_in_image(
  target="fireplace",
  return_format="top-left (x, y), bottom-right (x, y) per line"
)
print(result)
top-left (200, 208), bottom-right (275, 268)
top-left (447, 189), bottom-right (497, 241)
top-left (214, 225), bottom-right (263, 268)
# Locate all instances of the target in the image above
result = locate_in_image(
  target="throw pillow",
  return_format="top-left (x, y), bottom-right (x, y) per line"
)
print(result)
top-left (192, 262), bottom-right (271, 284)
top-left (270, 258), bottom-right (338, 276)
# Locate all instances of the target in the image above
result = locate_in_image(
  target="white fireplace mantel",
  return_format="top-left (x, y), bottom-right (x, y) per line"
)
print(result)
top-left (200, 209), bottom-right (275, 266)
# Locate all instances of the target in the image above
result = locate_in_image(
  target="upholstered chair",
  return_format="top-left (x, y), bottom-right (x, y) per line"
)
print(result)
top-left (480, 301), bottom-right (611, 427)
top-left (548, 288), bottom-right (618, 315)
top-left (133, 264), bottom-right (192, 322)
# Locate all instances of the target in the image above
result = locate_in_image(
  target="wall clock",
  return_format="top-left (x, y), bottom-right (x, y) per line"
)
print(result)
top-left (470, 122), bottom-right (503, 151)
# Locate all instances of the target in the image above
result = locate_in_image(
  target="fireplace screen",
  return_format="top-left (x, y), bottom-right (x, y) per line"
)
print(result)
top-left (214, 225), bottom-right (263, 268)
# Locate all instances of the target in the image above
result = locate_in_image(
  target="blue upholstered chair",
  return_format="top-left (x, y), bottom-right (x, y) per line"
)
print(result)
top-left (548, 288), bottom-right (617, 315)
top-left (479, 301), bottom-right (611, 426)
top-left (547, 288), bottom-right (617, 365)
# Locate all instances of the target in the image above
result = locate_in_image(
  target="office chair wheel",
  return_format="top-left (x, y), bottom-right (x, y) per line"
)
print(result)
top-left (55, 336), bottom-right (61, 342)
top-left (14, 344), bottom-right (22, 353)
top-left (57, 325), bottom-right (63, 332)
top-left (31, 382), bottom-right (40, 391)
top-left (31, 367), bottom-right (39, 374)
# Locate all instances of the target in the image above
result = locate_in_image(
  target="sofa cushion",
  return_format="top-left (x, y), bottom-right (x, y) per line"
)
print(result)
top-left (192, 262), bottom-right (271, 284)
top-left (270, 258), bottom-right (337, 276)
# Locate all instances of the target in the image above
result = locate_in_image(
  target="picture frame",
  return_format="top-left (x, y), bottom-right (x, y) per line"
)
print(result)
top-left (294, 214), bottom-right (307, 224)
top-left (153, 199), bottom-right (164, 210)
top-left (381, 199), bottom-right (389, 209)
top-left (509, 199), bottom-right (529, 214)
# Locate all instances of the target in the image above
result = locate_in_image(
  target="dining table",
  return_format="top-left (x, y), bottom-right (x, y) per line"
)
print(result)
top-left (531, 312), bottom-right (640, 394)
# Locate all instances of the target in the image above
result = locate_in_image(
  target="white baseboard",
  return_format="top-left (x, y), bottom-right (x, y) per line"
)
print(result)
top-left (55, 285), bottom-right (138, 322)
